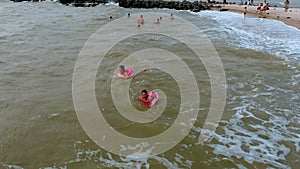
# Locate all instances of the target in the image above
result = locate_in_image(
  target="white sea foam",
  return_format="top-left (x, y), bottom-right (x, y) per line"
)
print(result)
top-left (196, 10), bottom-right (300, 64)
top-left (48, 112), bottom-right (60, 119)
top-left (39, 140), bottom-right (196, 169)
top-left (0, 162), bottom-right (24, 169)
top-left (205, 76), bottom-right (300, 168)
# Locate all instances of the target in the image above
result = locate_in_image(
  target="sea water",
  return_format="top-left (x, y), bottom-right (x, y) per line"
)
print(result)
top-left (0, 1), bottom-right (299, 168)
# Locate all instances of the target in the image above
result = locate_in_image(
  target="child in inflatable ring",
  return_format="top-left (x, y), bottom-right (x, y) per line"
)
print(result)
top-left (118, 65), bottom-right (134, 79)
top-left (138, 89), bottom-right (158, 107)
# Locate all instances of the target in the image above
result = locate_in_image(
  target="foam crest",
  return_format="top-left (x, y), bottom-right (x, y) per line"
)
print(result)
top-left (0, 162), bottom-right (24, 169)
top-left (208, 75), bottom-right (300, 168)
top-left (197, 11), bottom-right (300, 64)
top-left (40, 140), bottom-right (195, 169)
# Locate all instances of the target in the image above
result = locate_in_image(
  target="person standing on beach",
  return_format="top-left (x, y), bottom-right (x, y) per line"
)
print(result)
top-left (262, 0), bottom-right (267, 9)
top-left (285, 0), bottom-right (290, 12)
top-left (244, 7), bottom-right (247, 18)
top-left (240, 0), bottom-right (245, 5)
top-left (262, 0), bottom-right (269, 18)
top-left (256, 3), bottom-right (262, 15)
top-left (263, 0), bottom-right (267, 5)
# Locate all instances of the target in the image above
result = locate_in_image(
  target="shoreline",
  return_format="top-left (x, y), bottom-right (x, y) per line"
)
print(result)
top-left (212, 4), bottom-right (300, 30)
top-left (5, 0), bottom-right (300, 30)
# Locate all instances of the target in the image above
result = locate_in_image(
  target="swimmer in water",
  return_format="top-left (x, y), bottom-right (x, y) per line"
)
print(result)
top-left (118, 65), bottom-right (130, 79)
top-left (154, 18), bottom-right (160, 24)
top-left (138, 15), bottom-right (145, 24)
top-left (170, 14), bottom-right (174, 20)
top-left (138, 89), bottom-right (153, 104)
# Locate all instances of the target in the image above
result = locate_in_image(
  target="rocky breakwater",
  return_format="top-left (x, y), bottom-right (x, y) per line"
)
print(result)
top-left (10, 0), bottom-right (108, 7)
top-left (9, 0), bottom-right (218, 10)
top-left (118, 0), bottom-right (211, 12)
top-left (59, 0), bottom-right (108, 7)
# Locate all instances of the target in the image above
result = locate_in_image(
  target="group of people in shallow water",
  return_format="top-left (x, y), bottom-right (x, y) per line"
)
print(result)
top-left (242, 0), bottom-right (291, 18)
top-left (255, 0), bottom-right (270, 18)
top-left (118, 65), bottom-right (158, 107)
top-left (109, 13), bottom-right (174, 28)
top-left (114, 14), bottom-right (176, 106)
top-left (137, 13), bottom-right (174, 27)
top-left (240, 0), bottom-right (290, 18)
top-left (241, 0), bottom-right (270, 18)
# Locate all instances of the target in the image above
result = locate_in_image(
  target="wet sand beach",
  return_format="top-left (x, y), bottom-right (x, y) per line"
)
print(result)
top-left (213, 4), bottom-right (300, 29)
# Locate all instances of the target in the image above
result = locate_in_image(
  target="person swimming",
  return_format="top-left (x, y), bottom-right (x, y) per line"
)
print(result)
top-left (138, 15), bottom-right (145, 24)
top-left (138, 89), bottom-right (159, 106)
top-left (118, 65), bottom-right (134, 79)
top-left (170, 14), bottom-right (174, 20)
top-left (138, 89), bottom-right (153, 106)
top-left (154, 18), bottom-right (160, 24)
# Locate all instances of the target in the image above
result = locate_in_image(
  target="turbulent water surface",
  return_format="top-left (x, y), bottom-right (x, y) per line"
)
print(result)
top-left (0, 1), bottom-right (300, 169)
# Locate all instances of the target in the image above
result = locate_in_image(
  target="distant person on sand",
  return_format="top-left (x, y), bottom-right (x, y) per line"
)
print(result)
top-left (258, 3), bottom-right (264, 17)
top-left (262, 2), bottom-right (269, 18)
top-left (256, 3), bottom-right (262, 15)
top-left (263, 0), bottom-right (267, 6)
top-left (285, 0), bottom-right (290, 12)
top-left (239, 0), bottom-right (245, 5)
top-left (244, 7), bottom-right (247, 18)
top-left (138, 15), bottom-right (145, 24)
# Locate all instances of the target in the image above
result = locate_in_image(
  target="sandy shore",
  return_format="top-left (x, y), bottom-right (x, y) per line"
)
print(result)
top-left (212, 4), bottom-right (300, 30)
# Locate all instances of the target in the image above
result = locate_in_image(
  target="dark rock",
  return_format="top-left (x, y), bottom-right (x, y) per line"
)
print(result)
top-left (118, 0), bottom-right (210, 12)
top-left (220, 8), bottom-right (228, 11)
top-left (10, 0), bottom-right (210, 10)
top-left (11, 0), bottom-right (34, 2)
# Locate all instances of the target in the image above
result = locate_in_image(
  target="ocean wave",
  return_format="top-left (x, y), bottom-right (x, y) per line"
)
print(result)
top-left (196, 10), bottom-right (300, 64)
top-left (38, 140), bottom-right (194, 169)
top-left (206, 70), bottom-right (300, 168)
top-left (0, 162), bottom-right (24, 169)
